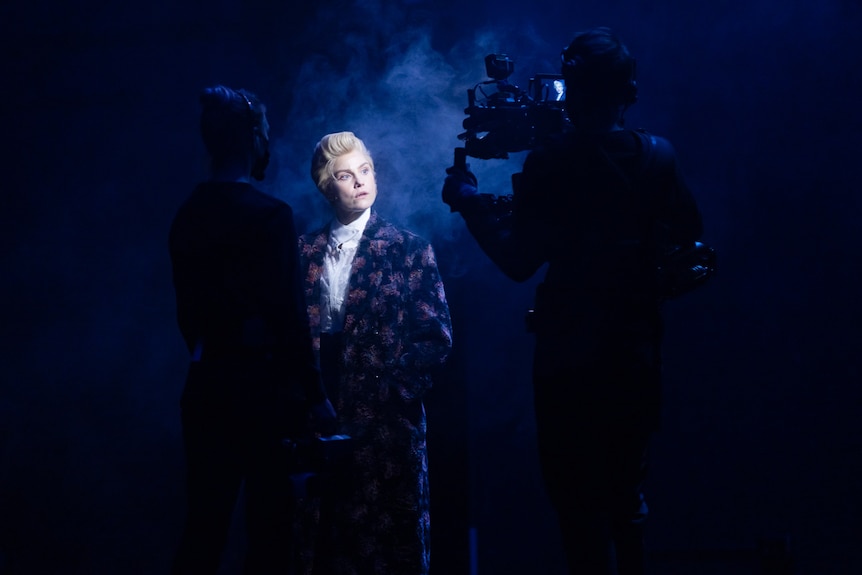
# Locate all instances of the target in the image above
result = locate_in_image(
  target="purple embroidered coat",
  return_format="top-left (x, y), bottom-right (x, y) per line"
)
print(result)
top-left (298, 211), bottom-right (453, 575)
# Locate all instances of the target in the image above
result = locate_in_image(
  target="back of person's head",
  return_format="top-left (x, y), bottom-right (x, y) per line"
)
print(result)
top-left (199, 85), bottom-right (267, 171)
top-left (311, 131), bottom-right (374, 193)
top-left (561, 27), bottom-right (638, 108)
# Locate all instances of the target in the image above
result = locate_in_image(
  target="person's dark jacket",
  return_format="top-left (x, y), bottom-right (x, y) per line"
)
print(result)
top-left (458, 128), bottom-right (703, 308)
top-left (169, 181), bottom-right (326, 405)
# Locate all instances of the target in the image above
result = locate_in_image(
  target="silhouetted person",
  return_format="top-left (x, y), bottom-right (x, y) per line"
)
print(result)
top-left (169, 85), bottom-right (335, 574)
top-left (442, 28), bottom-right (703, 575)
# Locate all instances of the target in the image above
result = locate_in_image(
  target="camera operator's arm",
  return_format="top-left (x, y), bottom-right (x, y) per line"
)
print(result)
top-left (443, 168), bottom-right (545, 282)
top-left (651, 136), bottom-right (704, 246)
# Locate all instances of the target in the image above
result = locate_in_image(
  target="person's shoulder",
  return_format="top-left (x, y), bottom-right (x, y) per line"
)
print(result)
top-left (531, 127), bottom-right (574, 156)
top-left (629, 128), bottom-right (677, 156)
top-left (243, 184), bottom-right (291, 211)
top-left (169, 184), bottom-right (210, 237)
top-left (528, 124), bottom-right (590, 166)
top-left (630, 128), bottom-right (676, 173)
top-left (190, 181), bottom-right (289, 210)
top-left (299, 224), bottom-right (328, 244)
top-left (230, 185), bottom-right (299, 228)
top-left (370, 213), bottom-right (429, 247)
top-left (210, 185), bottom-right (299, 239)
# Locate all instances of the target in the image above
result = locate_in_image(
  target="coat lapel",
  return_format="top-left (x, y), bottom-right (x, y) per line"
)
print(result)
top-left (343, 212), bottom-right (384, 336)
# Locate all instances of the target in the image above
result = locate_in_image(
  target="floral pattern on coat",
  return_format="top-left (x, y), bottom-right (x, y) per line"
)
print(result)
top-left (297, 211), bottom-right (453, 575)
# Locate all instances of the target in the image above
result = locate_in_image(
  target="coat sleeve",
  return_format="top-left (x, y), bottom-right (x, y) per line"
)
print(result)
top-left (396, 238), bottom-right (453, 388)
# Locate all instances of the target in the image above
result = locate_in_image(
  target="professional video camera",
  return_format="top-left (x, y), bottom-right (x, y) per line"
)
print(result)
top-left (283, 434), bottom-right (353, 498)
top-left (455, 53), bottom-right (570, 166)
top-left (449, 55), bottom-right (718, 303)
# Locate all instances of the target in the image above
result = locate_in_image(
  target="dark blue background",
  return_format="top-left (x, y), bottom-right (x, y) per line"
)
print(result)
top-left (2, 1), bottom-right (860, 573)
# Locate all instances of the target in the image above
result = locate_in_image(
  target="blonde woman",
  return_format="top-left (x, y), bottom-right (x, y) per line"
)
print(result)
top-left (297, 131), bottom-right (453, 575)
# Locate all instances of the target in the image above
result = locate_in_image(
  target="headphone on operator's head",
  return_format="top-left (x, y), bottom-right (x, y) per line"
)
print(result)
top-left (619, 58), bottom-right (638, 105)
top-left (236, 89), bottom-right (263, 137)
top-left (236, 88), bottom-right (270, 181)
top-left (560, 44), bottom-right (638, 106)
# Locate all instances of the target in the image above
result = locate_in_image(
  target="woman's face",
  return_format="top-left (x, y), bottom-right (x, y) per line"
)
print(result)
top-left (327, 150), bottom-right (377, 223)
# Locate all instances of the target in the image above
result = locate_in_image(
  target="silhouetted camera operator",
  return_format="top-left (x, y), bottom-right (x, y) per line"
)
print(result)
top-left (169, 85), bottom-right (335, 574)
top-left (443, 28), bottom-right (703, 575)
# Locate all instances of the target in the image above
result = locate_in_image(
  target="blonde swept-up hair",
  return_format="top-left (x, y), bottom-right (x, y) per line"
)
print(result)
top-left (310, 131), bottom-right (375, 194)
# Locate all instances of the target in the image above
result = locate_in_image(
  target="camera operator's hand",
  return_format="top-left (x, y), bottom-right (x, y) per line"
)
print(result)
top-left (310, 398), bottom-right (337, 434)
top-left (442, 167), bottom-right (478, 213)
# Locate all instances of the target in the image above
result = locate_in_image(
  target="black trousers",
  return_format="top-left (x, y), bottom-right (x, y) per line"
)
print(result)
top-left (536, 410), bottom-right (650, 575)
top-left (171, 359), bottom-right (306, 575)
top-left (532, 329), bottom-right (659, 575)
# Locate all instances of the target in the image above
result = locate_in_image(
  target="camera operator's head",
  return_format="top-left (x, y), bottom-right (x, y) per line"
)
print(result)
top-left (561, 27), bottom-right (637, 133)
top-left (200, 85), bottom-right (271, 181)
top-left (311, 131), bottom-right (378, 225)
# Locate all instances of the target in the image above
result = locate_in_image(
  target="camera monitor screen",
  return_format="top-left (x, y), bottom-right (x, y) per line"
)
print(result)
top-left (530, 74), bottom-right (566, 105)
